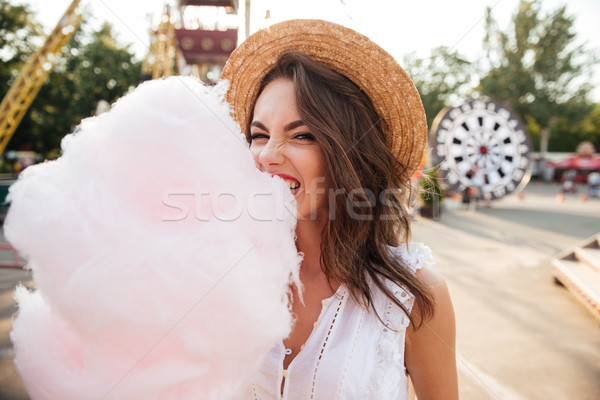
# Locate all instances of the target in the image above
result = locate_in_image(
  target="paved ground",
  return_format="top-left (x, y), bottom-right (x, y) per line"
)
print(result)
top-left (0, 181), bottom-right (598, 399)
top-left (411, 181), bottom-right (600, 400)
top-left (0, 268), bottom-right (30, 400)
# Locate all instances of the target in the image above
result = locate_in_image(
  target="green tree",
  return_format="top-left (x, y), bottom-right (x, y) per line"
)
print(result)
top-left (1, 0), bottom-right (142, 158)
top-left (0, 0), bottom-right (43, 98)
top-left (403, 47), bottom-right (474, 129)
top-left (579, 103), bottom-right (600, 150)
top-left (9, 20), bottom-right (142, 156)
top-left (480, 0), bottom-right (596, 152)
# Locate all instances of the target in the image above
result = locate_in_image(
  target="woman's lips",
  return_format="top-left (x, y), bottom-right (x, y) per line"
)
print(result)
top-left (273, 174), bottom-right (301, 196)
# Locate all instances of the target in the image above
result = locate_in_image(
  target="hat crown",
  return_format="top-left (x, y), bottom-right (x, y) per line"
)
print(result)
top-left (222, 19), bottom-right (427, 175)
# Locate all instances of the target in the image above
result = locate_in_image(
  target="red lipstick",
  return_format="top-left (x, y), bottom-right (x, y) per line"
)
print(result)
top-left (274, 173), bottom-right (300, 184)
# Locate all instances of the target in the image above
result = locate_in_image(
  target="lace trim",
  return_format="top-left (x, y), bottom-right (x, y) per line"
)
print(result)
top-left (310, 290), bottom-right (346, 399)
top-left (369, 243), bottom-right (435, 398)
top-left (393, 242), bottom-right (434, 274)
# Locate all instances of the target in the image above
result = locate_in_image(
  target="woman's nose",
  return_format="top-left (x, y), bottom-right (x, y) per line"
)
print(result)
top-left (257, 140), bottom-right (285, 167)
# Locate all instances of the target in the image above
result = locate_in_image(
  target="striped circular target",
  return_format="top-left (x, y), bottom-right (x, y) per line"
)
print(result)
top-left (430, 99), bottom-right (532, 200)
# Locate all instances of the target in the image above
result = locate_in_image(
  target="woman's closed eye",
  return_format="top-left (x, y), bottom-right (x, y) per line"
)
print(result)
top-left (250, 132), bottom-right (269, 141)
top-left (294, 133), bottom-right (315, 141)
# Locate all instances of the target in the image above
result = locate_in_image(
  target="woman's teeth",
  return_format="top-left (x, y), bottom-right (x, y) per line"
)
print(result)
top-left (286, 180), bottom-right (300, 191)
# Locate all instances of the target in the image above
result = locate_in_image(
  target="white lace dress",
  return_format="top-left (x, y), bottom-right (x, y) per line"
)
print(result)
top-left (245, 243), bottom-right (434, 400)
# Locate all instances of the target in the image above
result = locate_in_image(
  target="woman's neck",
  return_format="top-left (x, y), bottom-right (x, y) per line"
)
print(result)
top-left (295, 217), bottom-right (328, 281)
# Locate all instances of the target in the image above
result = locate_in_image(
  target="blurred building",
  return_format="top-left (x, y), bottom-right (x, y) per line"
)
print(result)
top-left (141, 1), bottom-right (239, 83)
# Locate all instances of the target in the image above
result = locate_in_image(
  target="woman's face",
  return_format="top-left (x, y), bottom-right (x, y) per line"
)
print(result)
top-left (250, 78), bottom-right (328, 221)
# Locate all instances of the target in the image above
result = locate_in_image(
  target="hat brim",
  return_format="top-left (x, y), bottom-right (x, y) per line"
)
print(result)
top-left (221, 19), bottom-right (427, 176)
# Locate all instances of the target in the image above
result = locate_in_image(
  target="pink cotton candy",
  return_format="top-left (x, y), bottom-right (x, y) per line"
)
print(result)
top-left (6, 76), bottom-right (301, 400)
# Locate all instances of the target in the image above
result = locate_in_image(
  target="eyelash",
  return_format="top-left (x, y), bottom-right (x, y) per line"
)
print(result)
top-left (249, 133), bottom-right (315, 141)
top-left (294, 133), bottom-right (315, 141)
top-left (249, 133), bottom-right (269, 141)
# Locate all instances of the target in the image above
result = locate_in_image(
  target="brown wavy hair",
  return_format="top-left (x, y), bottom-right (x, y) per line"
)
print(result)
top-left (246, 52), bottom-right (434, 327)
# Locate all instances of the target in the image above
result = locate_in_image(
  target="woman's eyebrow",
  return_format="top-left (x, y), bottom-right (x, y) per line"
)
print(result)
top-left (284, 120), bottom-right (306, 131)
top-left (250, 120), bottom-right (307, 132)
top-left (250, 121), bottom-right (269, 132)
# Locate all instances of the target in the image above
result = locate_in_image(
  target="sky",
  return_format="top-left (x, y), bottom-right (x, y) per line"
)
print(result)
top-left (19, 0), bottom-right (600, 100)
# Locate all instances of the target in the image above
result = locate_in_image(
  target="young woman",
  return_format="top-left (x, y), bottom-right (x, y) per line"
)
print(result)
top-left (222, 20), bottom-right (458, 400)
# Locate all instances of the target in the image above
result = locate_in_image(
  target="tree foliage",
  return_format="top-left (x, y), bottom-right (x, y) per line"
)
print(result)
top-left (403, 0), bottom-right (599, 153)
top-left (0, 1), bottom-right (141, 158)
top-left (479, 0), bottom-right (597, 151)
top-left (403, 47), bottom-right (474, 129)
top-left (580, 103), bottom-right (600, 148)
top-left (0, 0), bottom-right (43, 92)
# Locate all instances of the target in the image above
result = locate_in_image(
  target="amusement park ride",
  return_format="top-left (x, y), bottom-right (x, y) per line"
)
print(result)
top-left (430, 98), bottom-right (532, 202)
top-left (0, 0), bottom-right (82, 156)
top-left (430, 100), bottom-right (600, 321)
top-left (0, 0), bottom-right (239, 155)
top-left (140, 0), bottom-right (239, 82)
top-left (141, 4), bottom-right (176, 81)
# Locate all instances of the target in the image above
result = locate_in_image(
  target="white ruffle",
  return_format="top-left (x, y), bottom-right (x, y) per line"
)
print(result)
top-left (393, 243), bottom-right (435, 274)
top-left (369, 243), bottom-right (434, 399)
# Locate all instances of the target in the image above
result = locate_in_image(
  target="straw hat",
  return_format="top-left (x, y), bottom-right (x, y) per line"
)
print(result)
top-left (221, 19), bottom-right (427, 175)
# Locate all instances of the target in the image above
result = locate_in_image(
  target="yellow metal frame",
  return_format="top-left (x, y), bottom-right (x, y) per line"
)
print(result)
top-left (0, 0), bottom-right (82, 154)
top-left (141, 5), bottom-right (176, 80)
